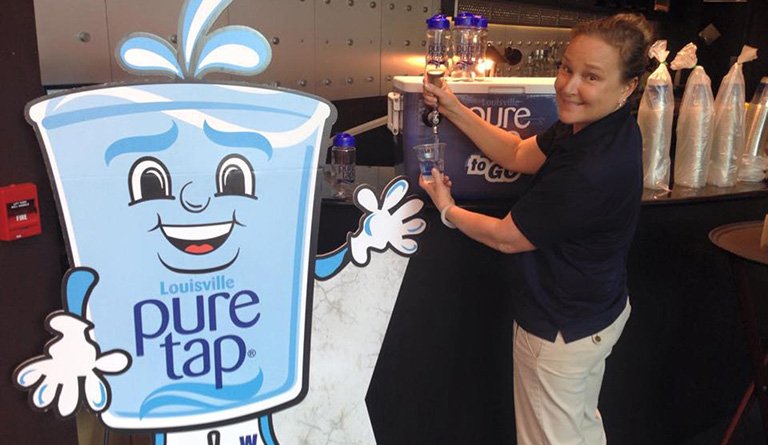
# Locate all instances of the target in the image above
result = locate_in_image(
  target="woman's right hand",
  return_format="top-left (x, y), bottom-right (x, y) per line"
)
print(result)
top-left (422, 80), bottom-right (461, 119)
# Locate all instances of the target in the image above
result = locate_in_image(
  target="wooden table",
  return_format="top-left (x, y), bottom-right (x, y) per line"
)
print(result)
top-left (710, 221), bottom-right (768, 444)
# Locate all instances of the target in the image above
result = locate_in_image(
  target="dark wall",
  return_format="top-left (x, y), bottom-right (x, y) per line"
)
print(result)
top-left (0, 2), bottom-right (75, 444)
top-left (660, 0), bottom-right (767, 99)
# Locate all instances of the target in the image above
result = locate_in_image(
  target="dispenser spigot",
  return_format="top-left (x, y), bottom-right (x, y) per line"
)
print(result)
top-left (423, 109), bottom-right (442, 128)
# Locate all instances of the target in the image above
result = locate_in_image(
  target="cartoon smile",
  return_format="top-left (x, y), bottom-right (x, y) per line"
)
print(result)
top-left (161, 221), bottom-right (233, 255)
top-left (151, 214), bottom-right (243, 274)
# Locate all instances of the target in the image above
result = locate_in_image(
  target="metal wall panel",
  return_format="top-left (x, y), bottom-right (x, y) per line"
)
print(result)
top-left (33, 0), bottom-right (111, 85)
top-left (380, 0), bottom-right (435, 94)
top-left (315, 0), bottom-right (381, 100)
top-left (228, 0), bottom-right (316, 94)
top-left (105, 0), bottom-right (230, 83)
top-left (34, 0), bottom-right (443, 98)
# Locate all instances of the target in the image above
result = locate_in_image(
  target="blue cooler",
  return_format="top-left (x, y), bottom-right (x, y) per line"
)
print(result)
top-left (389, 76), bottom-right (558, 201)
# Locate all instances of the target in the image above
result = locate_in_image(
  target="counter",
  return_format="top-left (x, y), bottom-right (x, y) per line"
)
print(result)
top-left (317, 166), bottom-right (768, 444)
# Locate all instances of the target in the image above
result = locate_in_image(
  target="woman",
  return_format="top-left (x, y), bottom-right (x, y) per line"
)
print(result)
top-left (420, 13), bottom-right (653, 445)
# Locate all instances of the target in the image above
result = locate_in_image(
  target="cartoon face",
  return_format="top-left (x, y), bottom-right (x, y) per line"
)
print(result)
top-left (115, 120), bottom-right (270, 275)
top-left (136, 152), bottom-right (253, 268)
top-left (29, 83), bottom-right (333, 429)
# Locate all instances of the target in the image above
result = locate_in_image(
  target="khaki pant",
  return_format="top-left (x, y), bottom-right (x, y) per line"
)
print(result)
top-left (513, 300), bottom-right (631, 445)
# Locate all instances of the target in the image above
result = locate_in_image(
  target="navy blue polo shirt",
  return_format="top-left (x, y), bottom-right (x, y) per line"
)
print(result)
top-left (509, 104), bottom-right (642, 343)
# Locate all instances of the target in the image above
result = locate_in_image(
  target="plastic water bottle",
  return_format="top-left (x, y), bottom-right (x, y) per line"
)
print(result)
top-left (451, 12), bottom-right (475, 81)
top-left (331, 132), bottom-right (356, 199)
top-left (473, 16), bottom-right (489, 80)
top-left (426, 14), bottom-right (451, 81)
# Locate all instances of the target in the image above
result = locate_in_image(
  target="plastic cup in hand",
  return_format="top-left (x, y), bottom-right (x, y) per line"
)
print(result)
top-left (413, 142), bottom-right (446, 183)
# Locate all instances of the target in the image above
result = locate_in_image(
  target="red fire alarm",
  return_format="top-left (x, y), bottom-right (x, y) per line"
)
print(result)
top-left (0, 183), bottom-right (42, 241)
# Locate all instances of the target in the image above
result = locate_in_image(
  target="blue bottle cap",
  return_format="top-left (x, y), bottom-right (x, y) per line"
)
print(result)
top-left (454, 11), bottom-right (474, 27)
top-left (426, 14), bottom-right (450, 30)
top-left (333, 132), bottom-right (355, 147)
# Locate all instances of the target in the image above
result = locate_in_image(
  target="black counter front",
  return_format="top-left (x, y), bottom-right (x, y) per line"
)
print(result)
top-left (317, 167), bottom-right (768, 444)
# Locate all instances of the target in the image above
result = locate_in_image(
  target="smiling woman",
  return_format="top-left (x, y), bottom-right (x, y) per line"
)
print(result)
top-left (554, 35), bottom-right (638, 133)
top-left (419, 13), bottom-right (653, 445)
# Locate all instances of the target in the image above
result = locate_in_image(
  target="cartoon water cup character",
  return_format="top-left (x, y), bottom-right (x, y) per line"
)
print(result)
top-left (26, 78), bottom-right (334, 431)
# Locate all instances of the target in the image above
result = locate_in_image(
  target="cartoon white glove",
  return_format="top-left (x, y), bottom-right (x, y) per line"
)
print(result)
top-left (14, 268), bottom-right (131, 418)
top-left (15, 312), bottom-right (131, 417)
top-left (349, 177), bottom-right (426, 266)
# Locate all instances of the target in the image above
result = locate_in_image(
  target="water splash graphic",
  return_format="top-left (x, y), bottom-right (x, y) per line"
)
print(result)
top-left (117, 0), bottom-right (272, 80)
top-left (139, 369), bottom-right (264, 418)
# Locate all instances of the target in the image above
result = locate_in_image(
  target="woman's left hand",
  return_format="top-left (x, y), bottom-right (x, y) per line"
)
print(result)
top-left (418, 168), bottom-right (455, 212)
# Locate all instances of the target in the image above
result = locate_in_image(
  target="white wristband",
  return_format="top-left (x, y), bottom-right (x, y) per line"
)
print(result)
top-left (440, 204), bottom-right (457, 229)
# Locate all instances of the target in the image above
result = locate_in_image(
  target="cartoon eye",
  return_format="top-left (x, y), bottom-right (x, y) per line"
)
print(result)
top-left (216, 155), bottom-right (256, 198)
top-left (128, 157), bottom-right (174, 204)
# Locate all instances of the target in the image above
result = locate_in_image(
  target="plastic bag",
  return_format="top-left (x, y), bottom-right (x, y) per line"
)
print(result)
top-left (708, 45), bottom-right (757, 186)
top-left (639, 41), bottom-right (674, 190)
top-left (739, 75), bottom-right (768, 182)
top-left (672, 44), bottom-right (715, 188)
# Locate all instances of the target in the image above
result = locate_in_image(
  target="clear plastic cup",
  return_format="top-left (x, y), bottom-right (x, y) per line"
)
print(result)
top-left (413, 142), bottom-right (446, 182)
top-left (27, 82), bottom-right (334, 430)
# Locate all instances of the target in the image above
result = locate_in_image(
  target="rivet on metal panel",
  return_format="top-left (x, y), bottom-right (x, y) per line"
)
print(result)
top-left (298, 79), bottom-right (308, 87)
top-left (517, 41), bottom-right (522, 45)
top-left (77, 32), bottom-right (91, 43)
top-left (421, 40), bottom-right (426, 46)
top-left (272, 37), bottom-right (280, 45)
top-left (404, 40), bottom-right (411, 46)
top-left (423, 6), bottom-right (428, 12)
top-left (324, 0), bottom-right (331, 4)
top-left (347, 38), bottom-right (354, 46)
top-left (535, 41), bottom-right (540, 45)
top-left (526, 41), bottom-right (532, 45)
top-left (388, 3), bottom-right (395, 10)
top-left (366, 75), bottom-right (374, 82)
top-left (406, 5), bottom-right (412, 11)
top-left (346, 77), bottom-right (354, 84)
top-left (170, 34), bottom-right (178, 44)
top-left (323, 79), bottom-right (332, 86)
top-left (370, 1), bottom-right (377, 7)
top-left (348, 0), bottom-right (354, 5)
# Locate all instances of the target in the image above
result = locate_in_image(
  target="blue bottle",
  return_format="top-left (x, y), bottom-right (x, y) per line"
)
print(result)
top-left (331, 132), bottom-right (356, 199)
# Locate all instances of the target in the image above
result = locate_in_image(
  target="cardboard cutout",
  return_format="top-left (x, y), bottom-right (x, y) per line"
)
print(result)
top-left (14, 1), bottom-right (425, 443)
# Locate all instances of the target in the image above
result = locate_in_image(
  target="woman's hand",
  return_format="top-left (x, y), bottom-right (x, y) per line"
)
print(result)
top-left (418, 168), bottom-right (455, 212)
top-left (422, 80), bottom-right (461, 119)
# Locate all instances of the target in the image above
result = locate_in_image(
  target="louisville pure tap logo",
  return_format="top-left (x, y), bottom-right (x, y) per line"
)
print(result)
top-left (13, 1), bottom-right (425, 444)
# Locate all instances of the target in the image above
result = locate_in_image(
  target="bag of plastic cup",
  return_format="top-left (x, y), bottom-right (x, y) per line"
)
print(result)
top-left (739, 76), bottom-right (768, 182)
top-left (672, 44), bottom-right (715, 188)
top-left (639, 40), bottom-right (674, 190)
top-left (708, 45), bottom-right (757, 186)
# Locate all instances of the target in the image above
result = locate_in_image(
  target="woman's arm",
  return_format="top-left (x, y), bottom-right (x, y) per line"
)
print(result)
top-left (444, 204), bottom-right (535, 254)
top-left (419, 170), bottom-right (535, 254)
top-left (423, 82), bottom-right (546, 175)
